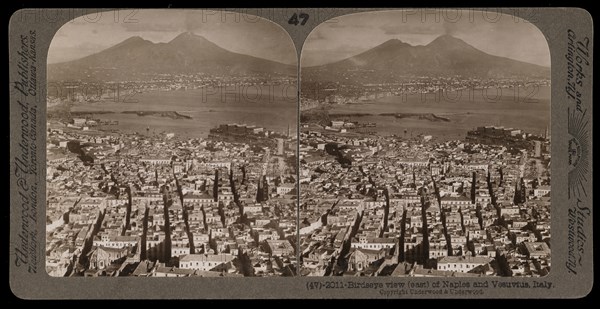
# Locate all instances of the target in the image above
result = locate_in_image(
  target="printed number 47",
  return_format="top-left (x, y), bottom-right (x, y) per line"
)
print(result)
top-left (288, 13), bottom-right (309, 26)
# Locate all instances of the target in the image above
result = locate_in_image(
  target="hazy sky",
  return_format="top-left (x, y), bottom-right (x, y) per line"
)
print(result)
top-left (48, 9), bottom-right (297, 65)
top-left (302, 9), bottom-right (551, 67)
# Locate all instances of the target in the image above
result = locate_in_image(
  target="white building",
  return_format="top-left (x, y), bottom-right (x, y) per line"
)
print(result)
top-left (179, 254), bottom-right (235, 272)
top-left (436, 255), bottom-right (492, 273)
top-left (140, 157), bottom-right (171, 165)
top-left (350, 237), bottom-right (396, 250)
top-left (276, 184), bottom-right (295, 195)
top-left (93, 235), bottom-right (139, 249)
top-left (534, 186), bottom-right (551, 197)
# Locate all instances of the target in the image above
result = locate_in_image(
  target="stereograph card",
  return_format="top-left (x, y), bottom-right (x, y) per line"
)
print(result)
top-left (8, 8), bottom-right (593, 299)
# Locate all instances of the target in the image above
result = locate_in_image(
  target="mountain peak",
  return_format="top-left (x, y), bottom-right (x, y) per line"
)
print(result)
top-left (369, 38), bottom-right (410, 52)
top-left (380, 38), bottom-right (407, 46)
top-left (48, 31), bottom-right (294, 81)
top-left (384, 38), bottom-right (402, 43)
top-left (125, 35), bottom-right (144, 42)
top-left (110, 36), bottom-right (150, 50)
top-left (170, 32), bottom-right (209, 43)
top-left (427, 35), bottom-right (471, 49)
top-left (308, 32), bottom-right (549, 80)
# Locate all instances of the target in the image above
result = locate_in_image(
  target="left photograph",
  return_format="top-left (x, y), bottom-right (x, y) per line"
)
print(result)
top-left (45, 9), bottom-right (299, 277)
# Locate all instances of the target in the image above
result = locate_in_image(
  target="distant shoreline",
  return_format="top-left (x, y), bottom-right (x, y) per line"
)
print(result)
top-left (70, 110), bottom-right (193, 120)
top-left (328, 112), bottom-right (451, 122)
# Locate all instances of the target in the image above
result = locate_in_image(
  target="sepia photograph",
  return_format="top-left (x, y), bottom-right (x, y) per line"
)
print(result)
top-left (299, 10), bottom-right (551, 277)
top-left (8, 6), bottom-right (596, 299)
top-left (45, 9), bottom-right (299, 277)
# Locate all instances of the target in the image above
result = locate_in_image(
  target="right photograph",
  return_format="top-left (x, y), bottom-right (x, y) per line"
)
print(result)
top-left (299, 10), bottom-right (551, 277)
